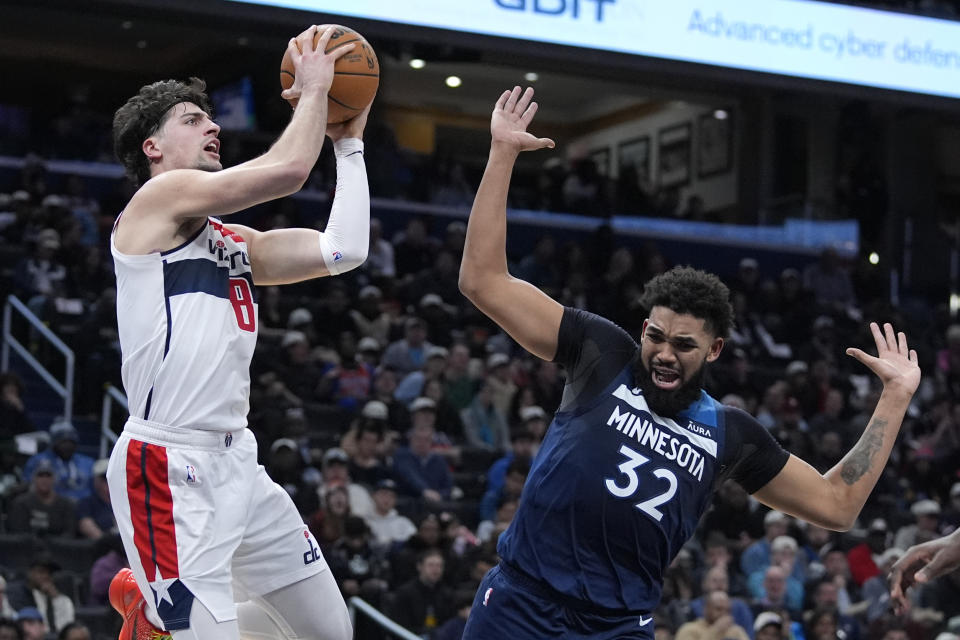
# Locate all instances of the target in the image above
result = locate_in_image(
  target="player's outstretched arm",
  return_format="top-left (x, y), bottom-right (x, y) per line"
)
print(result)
top-left (752, 322), bottom-right (919, 530)
top-left (889, 529), bottom-right (960, 613)
top-left (459, 87), bottom-right (562, 361)
top-left (226, 104), bottom-right (371, 285)
top-left (132, 26), bottom-right (354, 223)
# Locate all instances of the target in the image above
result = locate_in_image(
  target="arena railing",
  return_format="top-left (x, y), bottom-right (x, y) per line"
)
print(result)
top-left (99, 384), bottom-right (128, 458)
top-left (347, 596), bottom-right (422, 640)
top-left (1, 294), bottom-right (75, 423)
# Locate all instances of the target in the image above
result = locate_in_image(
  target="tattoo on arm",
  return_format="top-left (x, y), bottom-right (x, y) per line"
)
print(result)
top-left (840, 418), bottom-right (887, 485)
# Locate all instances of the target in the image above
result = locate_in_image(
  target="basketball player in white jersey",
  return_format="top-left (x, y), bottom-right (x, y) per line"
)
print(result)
top-left (105, 26), bottom-right (369, 640)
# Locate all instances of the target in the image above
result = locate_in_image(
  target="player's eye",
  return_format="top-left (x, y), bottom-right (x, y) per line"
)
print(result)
top-left (647, 334), bottom-right (664, 343)
top-left (674, 343), bottom-right (695, 352)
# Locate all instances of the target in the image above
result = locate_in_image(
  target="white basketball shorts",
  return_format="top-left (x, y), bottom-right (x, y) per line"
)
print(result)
top-left (106, 417), bottom-right (327, 631)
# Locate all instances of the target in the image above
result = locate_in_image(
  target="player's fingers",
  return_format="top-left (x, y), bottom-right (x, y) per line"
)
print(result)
top-left (910, 349), bottom-right (918, 363)
top-left (883, 322), bottom-right (897, 352)
top-left (329, 42), bottom-right (356, 61)
top-left (537, 137), bottom-right (556, 149)
top-left (314, 25), bottom-right (335, 53)
top-left (868, 322), bottom-right (884, 353)
top-left (298, 25), bottom-right (321, 53)
top-left (845, 347), bottom-right (868, 365)
top-left (520, 100), bottom-right (538, 126)
top-left (280, 89), bottom-right (300, 101)
top-left (286, 37), bottom-right (302, 62)
top-left (898, 330), bottom-right (908, 355)
top-left (516, 87), bottom-right (535, 115)
top-left (505, 86), bottom-right (522, 112)
top-left (495, 90), bottom-right (512, 112)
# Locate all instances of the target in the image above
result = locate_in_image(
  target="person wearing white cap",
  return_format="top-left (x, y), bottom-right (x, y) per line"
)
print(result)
top-left (394, 345), bottom-right (449, 405)
top-left (894, 499), bottom-right (943, 550)
top-left (485, 352), bottom-right (516, 417)
top-left (457, 84), bottom-right (921, 640)
top-left (106, 36), bottom-right (373, 639)
top-left (350, 284), bottom-right (391, 346)
top-left (77, 458), bottom-right (117, 540)
top-left (338, 401), bottom-right (391, 487)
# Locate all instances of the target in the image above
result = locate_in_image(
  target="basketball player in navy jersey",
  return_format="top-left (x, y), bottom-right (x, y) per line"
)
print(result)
top-left (458, 87), bottom-right (920, 640)
top-left (106, 26), bottom-right (370, 640)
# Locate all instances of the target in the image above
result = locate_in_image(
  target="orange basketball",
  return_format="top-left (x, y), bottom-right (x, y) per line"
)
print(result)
top-left (279, 25), bottom-right (379, 123)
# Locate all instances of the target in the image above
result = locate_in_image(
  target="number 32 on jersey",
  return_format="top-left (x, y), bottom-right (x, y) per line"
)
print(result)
top-left (605, 444), bottom-right (678, 521)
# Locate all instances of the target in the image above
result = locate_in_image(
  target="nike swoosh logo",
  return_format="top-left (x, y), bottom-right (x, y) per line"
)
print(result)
top-left (638, 616), bottom-right (653, 627)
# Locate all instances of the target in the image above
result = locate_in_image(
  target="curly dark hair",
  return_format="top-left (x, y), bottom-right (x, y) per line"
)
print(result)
top-left (639, 266), bottom-right (734, 338)
top-left (112, 77), bottom-right (213, 186)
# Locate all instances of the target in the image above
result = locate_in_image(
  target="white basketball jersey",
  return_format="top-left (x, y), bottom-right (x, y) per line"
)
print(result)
top-left (111, 217), bottom-right (258, 432)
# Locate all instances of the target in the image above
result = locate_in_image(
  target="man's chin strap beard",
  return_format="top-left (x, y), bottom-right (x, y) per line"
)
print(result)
top-left (634, 359), bottom-right (707, 418)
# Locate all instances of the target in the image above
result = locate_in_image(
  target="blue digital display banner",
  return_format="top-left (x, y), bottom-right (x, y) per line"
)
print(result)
top-left (224, 0), bottom-right (960, 100)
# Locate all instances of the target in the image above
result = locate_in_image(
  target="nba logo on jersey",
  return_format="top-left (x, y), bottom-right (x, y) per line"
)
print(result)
top-left (483, 587), bottom-right (493, 606)
top-left (332, 250), bottom-right (343, 262)
top-left (225, 433), bottom-right (233, 447)
top-left (185, 465), bottom-right (197, 483)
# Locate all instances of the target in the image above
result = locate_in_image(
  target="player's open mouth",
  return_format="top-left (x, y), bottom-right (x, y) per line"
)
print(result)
top-left (652, 366), bottom-right (681, 390)
top-left (204, 141), bottom-right (220, 157)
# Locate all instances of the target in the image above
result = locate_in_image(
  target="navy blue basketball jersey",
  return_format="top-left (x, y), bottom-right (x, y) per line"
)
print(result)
top-left (498, 308), bottom-right (789, 613)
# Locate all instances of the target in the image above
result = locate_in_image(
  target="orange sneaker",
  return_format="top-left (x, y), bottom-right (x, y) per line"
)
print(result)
top-left (109, 568), bottom-right (172, 640)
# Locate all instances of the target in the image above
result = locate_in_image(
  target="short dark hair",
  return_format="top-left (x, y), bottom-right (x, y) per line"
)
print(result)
top-left (640, 266), bottom-right (734, 338)
top-left (113, 77), bottom-right (213, 186)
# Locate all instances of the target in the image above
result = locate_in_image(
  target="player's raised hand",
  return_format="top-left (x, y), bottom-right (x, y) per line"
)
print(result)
top-left (845, 322), bottom-right (920, 396)
top-left (889, 531), bottom-right (960, 614)
top-left (327, 100), bottom-right (372, 142)
top-left (491, 86), bottom-right (555, 153)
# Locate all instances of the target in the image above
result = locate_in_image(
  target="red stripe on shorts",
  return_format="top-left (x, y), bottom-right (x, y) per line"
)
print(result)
top-left (125, 440), bottom-right (180, 581)
top-left (143, 443), bottom-right (180, 579)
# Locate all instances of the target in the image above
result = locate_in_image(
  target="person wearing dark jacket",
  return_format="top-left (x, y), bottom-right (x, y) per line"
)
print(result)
top-left (386, 548), bottom-right (454, 636)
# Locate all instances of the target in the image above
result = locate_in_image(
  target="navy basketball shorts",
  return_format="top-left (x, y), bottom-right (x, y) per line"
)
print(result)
top-left (462, 563), bottom-right (656, 640)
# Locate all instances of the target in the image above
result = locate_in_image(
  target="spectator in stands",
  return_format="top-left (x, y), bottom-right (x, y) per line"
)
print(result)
top-left (807, 578), bottom-right (861, 640)
top-left (369, 366), bottom-right (410, 432)
top-left (309, 484), bottom-right (351, 549)
top-left (316, 447), bottom-right (374, 519)
top-left (316, 332), bottom-right (374, 411)
top-left (382, 316), bottom-right (435, 376)
top-left (846, 518), bottom-right (887, 587)
top-left (265, 438), bottom-right (318, 515)
top-left (364, 479), bottom-right (416, 549)
top-left (76, 458), bottom-right (114, 539)
top-left (479, 457), bottom-right (529, 524)
top-left (0, 373), bottom-right (33, 440)
top-left (432, 590), bottom-right (475, 640)
top-left (442, 344), bottom-right (477, 412)
top-left (422, 377), bottom-right (466, 443)
top-left (23, 420), bottom-right (94, 502)
top-left (57, 621), bottom-right (90, 640)
top-left (355, 336), bottom-right (382, 369)
top-left (276, 330), bottom-right (323, 400)
top-left (15, 607), bottom-right (45, 640)
top-left (701, 480), bottom-right (765, 549)
top-left (326, 516), bottom-right (390, 604)
top-left (484, 353), bottom-right (516, 418)
top-left (477, 495), bottom-right (519, 546)
top-left (393, 217), bottom-right (441, 277)
top-left (819, 546), bottom-right (856, 610)
top-left (460, 380), bottom-right (510, 453)
top-left (386, 548), bottom-right (454, 637)
top-left (392, 410), bottom-right (453, 502)
top-left (689, 566), bottom-right (754, 636)
top-left (485, 423), bottom-right (537, 499)
top-left (895, 499), bottom-right (943, 550)
top-left (675, 590), bottom-right (750, 640)
top-left (802, 248), bottom-right (857, 315)
top-left (742, 511), bottom-right (791, 577)
top-left (749, 566), bottom-right (800, 619)
top-left (395, 345), bottom-right (449, 405)
top-left (7, 556), bottom-right (75, 633)
top-left (362, 218), bottom-right (396, 281)
top-left (14, 227), bottom-right (67, 306)
top-left (349, 285), bottom-right (391, 346)
top-left (341, 402), bottom-right (390, 487)
top-left (88, 534), bottom-right (126, 606)
top-left (753, 611), bottom-right (783, 640)
top-left (700, 533), bottom-right (748, 597)
top-left (747, 536), bottom-right (804, 612)
top-left (8, 459), bottom-right (76, 537)
top-left (804, 607), bottom-right (840, 640)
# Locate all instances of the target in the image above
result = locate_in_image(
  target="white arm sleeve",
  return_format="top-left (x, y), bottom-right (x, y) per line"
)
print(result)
top-left (318, 138), bottom-right (370, 275)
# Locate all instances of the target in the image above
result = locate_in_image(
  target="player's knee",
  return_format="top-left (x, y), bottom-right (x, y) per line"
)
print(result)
top-left (247, 573), bottom-right (353, 640)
